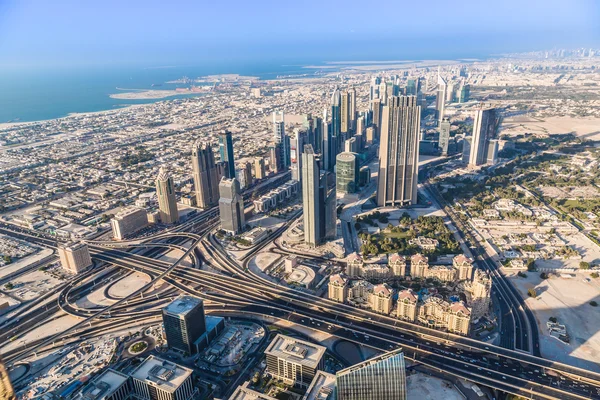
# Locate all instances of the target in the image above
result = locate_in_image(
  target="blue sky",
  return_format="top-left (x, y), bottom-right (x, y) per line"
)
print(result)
top-left (0, 0), bottom-right (598, 68)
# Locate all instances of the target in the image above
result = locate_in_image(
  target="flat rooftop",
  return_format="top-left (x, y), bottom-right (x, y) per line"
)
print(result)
top-left (303, 370), bottom-right (336, 400)
top-left (80, 369), bottom-right (129, 400)
top-left (229, 382), bottom-right (277, 400)
top-left (264, 334), bottom-right (326, 369)
top-left (163, 295), bottom-right (203, 317)
top-left (130, 355), bottom-right (192, 393)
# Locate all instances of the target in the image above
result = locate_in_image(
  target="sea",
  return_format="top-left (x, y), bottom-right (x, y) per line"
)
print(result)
top-left (0, 62), bottom-right (336, 124)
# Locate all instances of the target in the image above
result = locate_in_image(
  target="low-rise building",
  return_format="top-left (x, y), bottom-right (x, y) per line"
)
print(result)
top-left (130, 356), bottom-right (195, 400)
top-left (78, 369), bottom-right (129, 400)
top-left (265, 334), bottom-right (326, 388)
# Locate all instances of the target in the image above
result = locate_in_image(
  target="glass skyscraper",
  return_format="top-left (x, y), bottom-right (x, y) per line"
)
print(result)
top-left (336, 349), bottom-right (407, 400)
top-left (218, 130), bottom-right (235, 178)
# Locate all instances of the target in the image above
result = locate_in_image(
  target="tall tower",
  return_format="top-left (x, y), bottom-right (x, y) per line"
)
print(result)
top-left (435, 72), bottom-right (447, 126)
top-left (377, 96), bottom-right (420, 207)
top-left (349, 87), bottom-right (357, 129)
top-left (291, 129), bottom-right (306, 181)
top-left (468, 107), bottom-right (500, 168)
top-left (162, 295), bottom-right (207, 355)
top-left (439, 118), bottom-right (451, 156)
top-left (218, 130), bottom-right (235, 179)
top-left (371, 98), bottom-right (382, 140)
top-left (341, 90), bottom-right (350, 138)
top-left (254, 157), bottom-right (266, 180)
top-left (0, 357), bottom-right (14, 400)
top-left (218, 177), bottom-right (245, 234)
top-left (191, 141), bottom-right (219, 208)
top-left (156, 167), bottom-right (179, 224)
top-left (331, 88), bottom-right (341, 148)
top-left (302, 145), bottom-right (321, 247)
top-left (273, 111), bottom-right (290, 171)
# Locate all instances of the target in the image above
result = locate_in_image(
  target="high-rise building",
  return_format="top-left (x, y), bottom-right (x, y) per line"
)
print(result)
top-left (218, 177), bottom-right (245, 234)
top-left (192, 141), bottom-right (219, 208)
top-left (336, 152), bottom-right (359, 195)
top-left (397, 289), bottom-right (418, 322)
top-left (376, 96), bottom-right (420, 207)
top-left (235, 163), bottom-right (253, 189)
top-left (322, 119), bottom-right (336, 172)
top-left (302, 145), bottom-right (321, 247)
top-left (344, 137), bottom-right (357, 153)
top-left (265, 334), bottom-right (326, 388)
top-left (330, 89), bottom-right (341, 146)
top-left (218, 130), bottom-right (236, 179)
top-left (355, 115), bottom-right (365, 137)
top-left (321, 171), bottom-right (337, 240)
top-left (439, 118), bottom-right (451, 156)
top-left (162, 295), bottom-right (207, 355)
top-left (340, 90), bottom-right (350, 137)
top-left (406, 78), bottom-right (418, 96)
top-left (0, 357), bottom-right (14, 400)
top-left (110, 207), bottom-right (148, 240)
top-left (371, 98), bottom-right (382, 139)
top-left (465, 269), bottom-right (492, 320)
top-left (446, 81), bottom-right (455, 103)
top-left (273, 111), bottom-right (291, 171)
top-left (254, 157), bottom-right (266, 180)
top-left (130, 356), bottom-right (195, 400)
top-left (312, 116), bottom-right (323, 154)
top-left (336, 349), bottom-right (407, 400)
top-left (369, 76), bottom-right (381, 104)
top-left (468, 107), bottom-right (500, 168)
top-left (368, 283), bottom-right (394, 314)
top-left (349, 87), bottom-right (357, 129)
top-left (435, 73), bottom-right (447, 125)
top-left (459, 83), bottom-right (470, 103)
top-left (453, 254), bottom-right (474, 280)
top-left (291, 129), bottom-right (306, 181)
top-left (58, 241), bottom-right (92, 274)
top-left (156, 167), bottom-right (179, 224)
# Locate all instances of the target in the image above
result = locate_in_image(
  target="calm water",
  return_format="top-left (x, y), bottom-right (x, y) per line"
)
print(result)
top-left (0, 63), bottom-right (325, 123)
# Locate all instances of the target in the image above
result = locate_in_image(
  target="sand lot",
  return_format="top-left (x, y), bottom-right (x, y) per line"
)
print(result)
top-left (6, 269), bottom-right (63, 301)
top-left (502, 116), bottom-right (600, 140)
top-left (507, 271), bottom-right (600, 371)
top-left (407, 373), bottom-right (465, 400)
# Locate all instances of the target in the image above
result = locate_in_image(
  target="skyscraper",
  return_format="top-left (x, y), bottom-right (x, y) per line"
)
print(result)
top-left (218, 177), bottom-right (245, 234)
top-left (340, 90), bottom-right (350, 138)
top-left (273, 111), bottom-right (290, 171)
top-left (406, 78), bottom-right (418, 96)
top-left (162, 295), bottom-right (207, 355)
top-left (156, 167), bottom-right (179, 224)
top-left (439, 118), bottom-right (451, 156)
top-left (218, 130), bottom-right (235, 178)
top-left (312, 115), bottom-right (323, 154)
top-left (191, 141), bottom-right (219, 208)
top-left (371, 98), bottom-right (382, 140)
top-left (349, 87), bottom-right (357, 129)
top-left (336, 152), bottom-right (359, 195)
top-left (302, 145), bottom-right (321, 247)
top-left (322, 118), bottom-right (336, 172)
top-left (58, 241), bottom-right (93, 274)
top-left (336, 349), bottom-right (407, 400)
top-left (254, 157), bottom-right (266, 180)
top-left (377, 96), bottom-right (421, 207)
top-left (468, 107), bottom-right (500, 168)
top-left (331, 88), bottom-right (341, 146)
top-left (321, 171), bottom-right (337, 240)
top-left (435, 73), bottom-right (447, 125)
top-left (369, 76), bottom-right (381, 104)
top-left (291, 129), bottom-right (306, 181)
top-left (459, 83), bottom-right (471, 103)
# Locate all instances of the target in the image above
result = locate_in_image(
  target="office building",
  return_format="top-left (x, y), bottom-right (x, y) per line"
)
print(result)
top-left (331, 89), bottom-right (341, 144)
top-left (376, 96), bottom-right (420, 207)
top-left (321, 171), bottom-right (337, 240)
top-left (349, 87), bottom-right (356, 128)
top-left (273, 111), bottom-right (291, 171)
top-left (328, 273), bottom-right (349, 302)
top-left (110, 207), bottom-right (148, 240)
top-left (303, 371), bottom-right (336, 400)
top-left (371, 98), bottom-right (382, 139)
top-left (336, 152), bottom-right (358, 195)
top-left (435, 73), bottom-right (447, 124)
top-left (58, 241), bottom-right (92, 274)
top-left (365, 127), bottom-right (375, 145)
top-left (162, 295), bottom-right (206, 355)
top-left (156, 167), bottom-right (179, 224)
top-left (236, 162), bottom-right (253, 189)
top-left (219, 177), bottom-right (245, 235)
top-left (446, 81), bottom-right (455, 103)
top-left (291, 129), bottom-right (306, 181)
top-left (343, 137), bottom-right (357, 153)
top-left (192, 141), bottom-right (220, 208)
top-left (468, 107), bottom-right (500, 168)
top-left (322, 119), bottom-right (336, 172)
top-left (265, 334), bottom-right (326, 388)
top-left (336, 349), bottom-right (407, 400)
top-left (130, 356), bottom-right (194, 400)
top-left (355, 115), bottom-right (365, 136)
top-left (406, 78), bottom-right (418, 96)
top-left (78, 369), bottom-right (129, 400)
top-left (312, 115), bottom-right (323, 154)
top-left (341, 90), bottom-right (350, 137)
top-left (0, 357), bottom-right (14, 400)
top-left (229, 381), bottom-right (277, 400)
top-left (254, 157), bottom-right (266, 180)
top-left (459, 83), bottom-right (470, 103)
top-left (439, 118), bottom-right (451, 156)
top-left (301, 145), bottom-right (321, 247)
top-left (218, 130), bottom-right (236, 179)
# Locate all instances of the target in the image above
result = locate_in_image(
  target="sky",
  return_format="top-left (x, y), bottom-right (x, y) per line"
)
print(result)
top-left (0, 0), bottom-right (599, 69)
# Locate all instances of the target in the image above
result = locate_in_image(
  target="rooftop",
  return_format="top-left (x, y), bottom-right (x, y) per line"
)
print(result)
top-left (80, 369), bottom-right (129, 400)
top-left (229, 382), bottom-right (277, 400)
top-left (130, 356), bottom-right (192, 392)
top-left (163, 295), bottom-right (203, 317)
top-left (264, 334), bottom-right (326, 369)
top-left (303, 371), bottom-right (336, 400)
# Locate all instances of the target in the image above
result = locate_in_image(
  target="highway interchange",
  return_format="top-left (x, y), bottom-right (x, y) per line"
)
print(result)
top-left (1, 170), bottom-right (600, 399)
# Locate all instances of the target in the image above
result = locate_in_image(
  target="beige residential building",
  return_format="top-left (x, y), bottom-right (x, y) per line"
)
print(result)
top-left (110, 206), bottom-right (148, 240)
top-left (448, 302), bottom-right (471, 335)
top-left (254, 157), bottom-right (266, 180)
top-left (426, 265), bottom-right (456, 282)
top-left (388, 253), bottom-right (407, 277)
top-left (454, 254), bottom-right (474, 280)
top-left (368, 283), bottom-right (394, 314)
top-left (417, 297), bottom-right (471, 336)
top-left (265, 334), bottom-right (325, 388)
top-left (464, 269), bottom-right (492, 321)
top-left (58, 241), bottom-right (92, 274)
top-left (410, 254), bottom-right (428, 278)
top-left (347, 280), bottom-right (374, 309)
top-left (345, 252), bottom-right (363, 277)
top-left (328, 274), bottom-right (349, 303)
top-left (397, 289), bottom-right (418, 322)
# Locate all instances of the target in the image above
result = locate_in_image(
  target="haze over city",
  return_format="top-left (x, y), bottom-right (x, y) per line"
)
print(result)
top-left (0, 1), bottom-right (600, 400)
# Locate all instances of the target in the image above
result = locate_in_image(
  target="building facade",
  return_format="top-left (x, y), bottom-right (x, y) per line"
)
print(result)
top-left (219, 130), bottom-right (236, 178)
top-left (130, 356), bottom-right (195, 400)
top-left (468, 107), bottom-right (500, 168)
top-left (156, 167), bottom-right (179, 224)
top-left (162, 295), bottom-right (207, 355)
top-left (110, 207), bottom-right (148, 240)
top-left (218, 177), bottom-right (245, 235)
top-left (192, 141), bottom-right (220, 208)
top-left (58, 241), bottom-right (92, 274)
top-left (336, 152), bottom-right (358, 195)
top-left (265, 334), bottom-right (326, 388)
